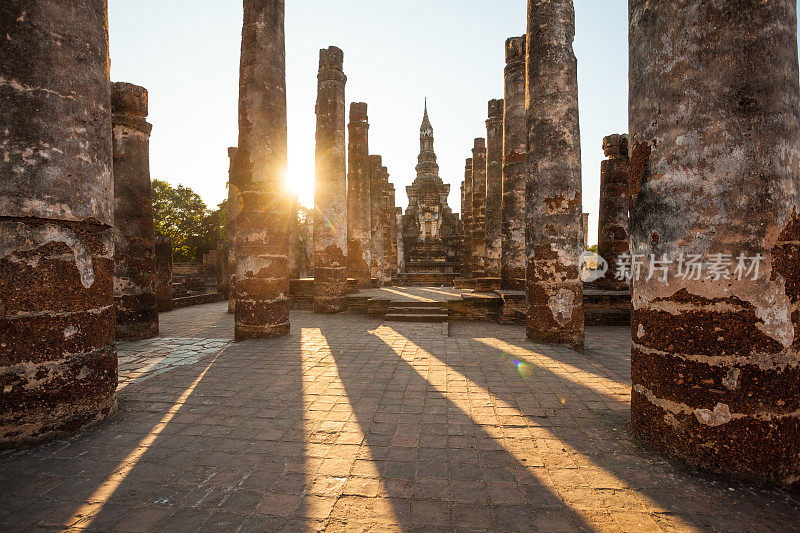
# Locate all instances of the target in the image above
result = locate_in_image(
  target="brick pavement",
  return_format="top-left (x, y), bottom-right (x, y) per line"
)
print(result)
top-left (0, 301), bottom-right (798, 532)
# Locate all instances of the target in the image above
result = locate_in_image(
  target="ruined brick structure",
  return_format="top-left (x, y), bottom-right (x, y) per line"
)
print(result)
top-left (155, 237), bottom-right (174, 312)
top-left (112, 82), bottom-right (159, 341)
top-left (384, 181), bottom-right (397, 282)
top-left (0, 0), bottom-right (117, 445)
top-left (369, 155), bottom-right (385, 284)
top-left (346, 103), bottom-right (372, 288)
top-left (596, 134), bottom-right (629, 289)
top-left (471, 139), bottom-right (488, 281)
top-left (501, 36), bottom-right (528, 291)
top-left (226, 147), bottom-right (239, 314)
top-left (401, 104), bottom-right (461, 285)
top-left (629, 0), bottom-right (800, 484)
top-left (234, 0), bottom-right (291, 339)
top-left (582, 213), bottom-right (589, 250)
top-left (525, 0), bottom-right (584, 348)
top-left (395, 208), bottom-right (405, 274)
top-left (461, 158), bottom-right (474, 281)
top-left (483, 99), bottom-right (504, 290)
top-left (313, 46), bottom-right (348, 313)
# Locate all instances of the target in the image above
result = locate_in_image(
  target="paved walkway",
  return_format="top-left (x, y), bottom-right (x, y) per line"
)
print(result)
top-left (1, 302), bottom-right (798, 532)
top-left (359, 286), bottom-right (471, 303)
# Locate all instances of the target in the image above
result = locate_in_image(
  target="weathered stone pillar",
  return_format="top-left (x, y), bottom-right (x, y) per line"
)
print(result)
top-left (596, 134), bottom-right (629, 289)
top-left (0, 0), bottom-right (117, 445)
top-left (155, 237), bottom-right (173, 311)
top-left (313, 46), bottom-right (348, 313)
top-left (502, 36), bottom-right (528, 291)
top-left (395, 208), bottom-right (406, 274)
top-left (525, 0), bottom-right (584, 348)
top-left (227, 147), bottom-right (239, 314)
top-left (234, 0), bottom-right (291, 339)
top-left (484, 99), bottom-right (504, 287)
top-left (462, 158), bottom-right (474, 280)
top-left (287, 193), bottom-right (300, 278)
top-left (111, 83), bottom-right (158, 341)
top-left (629, 0), bottom-right (800, 484)
top-left (369, 155), bottom-right (385, 285)
top-left (581, 213), bottom-right (589, 250)
top-left (383, 179), bottom-right (396, 283)
top-left (347, 102), bottom-right (371, 288)
top-left (471, 139), bottom-right (487, 280)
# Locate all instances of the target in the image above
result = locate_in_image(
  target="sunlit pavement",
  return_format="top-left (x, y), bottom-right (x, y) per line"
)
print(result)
top-left (1, 302), bottom-right (798, 532)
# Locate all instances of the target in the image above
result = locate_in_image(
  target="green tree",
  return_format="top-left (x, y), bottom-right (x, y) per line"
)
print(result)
top-left (152, 179), bottom-right (227, 262)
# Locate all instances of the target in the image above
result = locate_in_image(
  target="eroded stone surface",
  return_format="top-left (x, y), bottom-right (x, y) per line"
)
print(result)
top-left (112, 82), bottom-right (158, 341)
top-left (629, 0), bottom-right (800, 484)
top-left (234, 0), bottom-right (291, 339)
top-left (0, 0), bottom-right (117, 446)
top-left (462, 158), bottom-right (474, 280)
top-left (369, 155), bottom-right (385, 284)
top-left (313, 46), bottom-right (348, 313)
top-left (346, 103), bottom-right (372, 289)
top-left (471, 139), bottom-right (487, 280)
top-left (525, 0), bottom-right (584, 348)
top-left (484, 99), bottom-right (504, 284)
top-left (596, 134), bottom-right (629, 290)
top-left (155, 237), bottom-right (174, 312)
top-left (227, 147), bottom-right (240, 315)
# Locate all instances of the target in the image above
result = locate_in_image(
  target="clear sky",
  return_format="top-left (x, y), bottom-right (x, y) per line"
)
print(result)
top-left (109, 1), bottom-right (627, 246)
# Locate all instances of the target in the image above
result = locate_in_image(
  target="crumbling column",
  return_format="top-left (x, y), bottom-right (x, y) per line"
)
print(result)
top-left (484, 99), bottom-right (504, 287)
top-left (0, 0), bottom-right (117, 445)
top-left (471, 139), bottom-right (487, 280)
top-left (582, 213), bottom-right (589, 250)
top-left (383, 179), bottom-right (396, 283)
top-left (227, 147), bottom-right (239, 314)
top-left (234, 0), bottom-right (291, 339)
top-left (629, 0), bottom-right (800, 484)
top-left (313, 46), bottom-right (348, 313)
top-left (112, 82), bottom-right (158, 341)
top-left (502, 36), bottom-right (528, 291)
top-left (155, 237), bottom-right (173, 311)
top-left (525, 0), bottom-right (584, 348)
top-left (596, 134), bottom-right (629, 289)
top-left (462, 158), bottom-right (474, 280)
top-left (395, 208), bottom-right (406, 274)
top-left (369, 155), bottom-right (385, 284)
top-left (347, 102), bottom-right (372, 288)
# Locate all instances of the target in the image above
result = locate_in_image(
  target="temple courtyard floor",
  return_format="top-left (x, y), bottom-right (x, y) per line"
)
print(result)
top-left (1, 299), bottom-right (799, 532)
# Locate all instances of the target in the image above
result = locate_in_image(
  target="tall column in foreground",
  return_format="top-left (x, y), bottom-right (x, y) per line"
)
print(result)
top-left (596, 134), bottom-right (629, 289)
top-left (347, 103), bottom-right (372, 288)
top-left (502, 36), bottom-right (528, 291)
top-left (226, 147), bottom-right (240, 314)
top-left (629, 0), bottom-right (800, 484)
top-left (369, 155), bottom-right (385, 284)
top-left (471, 139), bottom-right (487, 281)
top-left (235, 0), bottom-right (291, 339)
top-left (484, 99), bottom-right (504, 288)
top-left (112, 82), bottom-right (159, 340)
top-left (313, 46), bottom-right (348, 313)
top-left (0, 0), bottom-right (117, 445)
top-left (462, 158), bottom-right (474, 280)
top-left (525, 0), bottom-right (584, 347)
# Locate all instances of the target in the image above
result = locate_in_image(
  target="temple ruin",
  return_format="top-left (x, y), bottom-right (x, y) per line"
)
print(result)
top-left (1, 1), bottom-right (799, 530)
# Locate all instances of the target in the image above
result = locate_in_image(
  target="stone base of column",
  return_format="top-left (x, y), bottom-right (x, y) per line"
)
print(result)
top-left (474, 277), bottom-right (501, 293)
top-left (500, 266), bottom-right (526, 292)
top-left (235, 321), bottom-right (290, 341)
top-left (453, 278), bottom-right (475, 290)
top-left (497, 290), bottom-right (526, 325)
top-left (0, 217), bottom-right (118, 447)
top-left (115, 294), bottom-right (160, 340)
top-left (314, 267), bottom-right (348, 314)
top-left (526, 280), bottom-right (584, 349)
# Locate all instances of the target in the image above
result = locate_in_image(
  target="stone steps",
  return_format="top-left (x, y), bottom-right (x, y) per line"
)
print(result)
top-left (384, 302), bottom-right (448, 323)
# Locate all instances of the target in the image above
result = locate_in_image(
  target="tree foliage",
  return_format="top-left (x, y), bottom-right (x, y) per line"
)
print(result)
top-left (152, 179), bottom-right (226, 262)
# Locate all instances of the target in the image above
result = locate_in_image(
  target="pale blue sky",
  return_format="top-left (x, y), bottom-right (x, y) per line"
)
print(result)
top-left (109, 1), bottom-right (629, 245)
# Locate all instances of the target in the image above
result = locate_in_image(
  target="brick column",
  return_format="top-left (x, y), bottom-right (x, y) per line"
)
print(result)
top-left (155, 237), bottom-right (173, 311)
top-left (234, 0), bottom-right (291, 339)
top-left (369, 155), bottom-right (385, 285)
top-left (471, 139), bottom-right (487, 280)
top-left (525, 0), bottom-right (584, 348)
top-left (384, 181), bottom-right (397, 282)
top-left (462, 158), bottom-right (474, 280)
top-left (484, 99), bottom-right (504, 288)
top-left (395, 208), bottom-right (406, 274)
top-left (0, 0), bottom-right (117, 445)
top-left (596, 134), bottom-right (629, 290)
top-left (226, 147), bottom-right (239, 314)
top-left (313, 46), bottom-right (348, 313)
top-left (629, 0), bottom-right (800, 484)
top-left (347, 103), bottom-right (372, 288)
top-left (111, 83), bottom-right (158, 341)
top-left (502, 36), bottom-right (528, 291)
